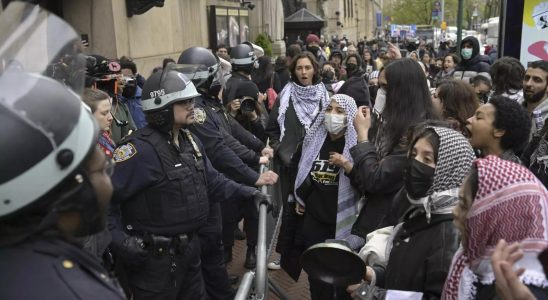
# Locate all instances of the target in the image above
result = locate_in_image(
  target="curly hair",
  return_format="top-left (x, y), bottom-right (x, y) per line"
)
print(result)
top-left (489, 95), bottom-right (531, 152)
top-left (289, 52), bottom-right (320, 85)
top-left (437, 80), bottom-right (479, 136)
top-left (490, 57), bottom-right (525, 95)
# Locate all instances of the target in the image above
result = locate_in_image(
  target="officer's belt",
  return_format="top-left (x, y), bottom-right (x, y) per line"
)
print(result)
top-left (138, 232), bottom-right (195, 256)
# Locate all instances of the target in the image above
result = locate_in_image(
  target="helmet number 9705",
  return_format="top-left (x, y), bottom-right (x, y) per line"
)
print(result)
top-left (150, 89), bottom-right (165, 98)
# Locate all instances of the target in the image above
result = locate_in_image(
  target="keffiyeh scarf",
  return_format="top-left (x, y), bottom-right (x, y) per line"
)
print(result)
top-left (277, 81), bottom-right (330, 140)
top-left (294, 94), bottom-right (359, 239)
top-left (407, 126), bottom-right (475, 221)
top-left (442, 156), bottom-right (548, 300)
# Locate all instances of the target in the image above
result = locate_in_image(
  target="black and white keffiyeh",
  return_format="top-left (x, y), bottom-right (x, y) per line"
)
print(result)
top-left (277, 81), bottom-right (330, 140)
top-left (407, 126), bottom-right (476, 221)
top-left (294, 94), bottom-right (359, 239)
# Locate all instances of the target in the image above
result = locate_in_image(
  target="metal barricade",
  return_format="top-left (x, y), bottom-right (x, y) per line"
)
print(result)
top-left (234, 162), bottom-right (287, 300)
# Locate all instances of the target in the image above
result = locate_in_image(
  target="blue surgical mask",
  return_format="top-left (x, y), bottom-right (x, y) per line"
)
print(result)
top-left (461, 48), bottom-right (473, 60)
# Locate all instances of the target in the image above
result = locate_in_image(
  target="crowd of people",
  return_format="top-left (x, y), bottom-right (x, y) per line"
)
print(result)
top-left (2, 2), bottom-right (548, 300)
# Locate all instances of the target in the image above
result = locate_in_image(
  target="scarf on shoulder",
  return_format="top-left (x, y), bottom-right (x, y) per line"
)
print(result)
top-left (294, 94), bottom-right (359, 239)
top-left (277, 81), bottom-right (330, 140)
top-left (98, 131), bottom-right (116, 158)
top-left (442, 156), bottom-right (548, 300)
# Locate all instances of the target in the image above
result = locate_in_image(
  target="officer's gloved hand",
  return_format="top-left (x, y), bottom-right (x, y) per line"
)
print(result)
top-left (252, 190), bottom-right (272, 212)
top-left (119, 236), bottom-right (149, 267)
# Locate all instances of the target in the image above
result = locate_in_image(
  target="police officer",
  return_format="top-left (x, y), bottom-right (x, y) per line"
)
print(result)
top-left (0, 4), bottom-right (125, 299)
top-left (178, 47), bottom-right (277, 272)
top-left (108, 68), bottom-right (270, 300)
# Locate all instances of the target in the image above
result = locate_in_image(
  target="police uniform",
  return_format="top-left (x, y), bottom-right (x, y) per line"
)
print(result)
top-left (108, 126), bottom-right (256, 300)
top-left (0, 237), bottom-right (125, 300)
top-left (191, 93), bottom-right (264, 257)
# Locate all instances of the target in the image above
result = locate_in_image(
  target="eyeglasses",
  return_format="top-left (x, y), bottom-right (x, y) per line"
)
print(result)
top-left (89, 157), bottom-right (115, 177)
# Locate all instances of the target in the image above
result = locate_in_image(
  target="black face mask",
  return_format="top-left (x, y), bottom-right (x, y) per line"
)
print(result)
top-left (308, 46), bottom-right (320, 54)
top-left (346, 63), bottom-right (358, 73)
top-left (322, 70), bottom-right (335, 83)
top-left (404, 158), bottom-right (435, 199)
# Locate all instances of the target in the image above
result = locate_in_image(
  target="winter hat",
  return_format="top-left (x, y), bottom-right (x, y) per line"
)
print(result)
top-left (234, 80), bottom-right (259, 100)
top-left (306, 34), bottom-right (321, 45)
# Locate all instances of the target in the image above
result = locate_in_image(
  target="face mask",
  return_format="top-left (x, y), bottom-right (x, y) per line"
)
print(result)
top-left (373, 88), bottom-right (386, 114)
top-left (404, 158), bottom-right (435, 199)
top-left (461, 48), bottom-right (473, 60)
top-left (346, 63), bottom-right (357, 72)
top-left (324, 113), bottom-right (347, 134)
top-left (322, 70), bottom-right (335, 83)
top-left (308, 46), bottom-right (320, 54)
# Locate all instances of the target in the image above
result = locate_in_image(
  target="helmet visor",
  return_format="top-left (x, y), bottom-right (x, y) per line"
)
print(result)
top-left (0, 2), bottom-right (86, 95)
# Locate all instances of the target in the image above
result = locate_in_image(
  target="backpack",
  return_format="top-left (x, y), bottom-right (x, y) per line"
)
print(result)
top-left (266, 74), bottom-right (278, 110)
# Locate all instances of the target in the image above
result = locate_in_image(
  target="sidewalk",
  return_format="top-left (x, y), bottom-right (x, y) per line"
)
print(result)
top-left (227, 233), bottom-right (311, 299)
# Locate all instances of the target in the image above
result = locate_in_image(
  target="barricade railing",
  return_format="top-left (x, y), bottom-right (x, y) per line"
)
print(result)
top-left (235, 161), bottom-right (288, 300)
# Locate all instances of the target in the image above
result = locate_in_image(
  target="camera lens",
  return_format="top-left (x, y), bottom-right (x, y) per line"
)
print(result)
top-left (240, 99), bottom-right (255, 112)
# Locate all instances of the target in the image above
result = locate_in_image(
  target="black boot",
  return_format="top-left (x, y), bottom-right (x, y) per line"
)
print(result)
top-left (244, 246), bottom-right (256, 269)
top-left (224, 246), bottom-right (233, 264)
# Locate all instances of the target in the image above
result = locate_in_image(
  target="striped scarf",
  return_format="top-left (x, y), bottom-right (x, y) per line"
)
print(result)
top-left (294, 94), bottom-right (359, 239)
top-left (277, 81), bottom-right (330, 140)
top-left (442, 156), bottom-right (548, 300)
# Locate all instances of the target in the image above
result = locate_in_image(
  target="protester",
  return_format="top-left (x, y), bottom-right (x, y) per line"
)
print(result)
top-left (344, 53), bottom-right (365, 79)
top-left (275, 55), bottom-right (291, 88)
top-left (349, 58), bottom-right (437, 239)
top-left (521, 60), bottom-right (548, 129)
top-left (306, 33), bottom-right (327, 66)
top-left (453, 36), bottom-right (490, 83)
top-left (82, 88), bottom-right (116, 158)
top-left (362, 48), bottom-right (377, 75)
top-left (467, 96), bottom-right (531, 163)
top-left (409, 51), bottom-right (419, 61)
top-left (252, 56), bottom-right (282, 95)
top-left (436, 54), bottom-right (459, 82)
top-left (489, 56), bottom-right (525, 102)
top-left (289, 94), bottom-right (362, 299)
top-left (471, 75), bottom-right (493, 104)
top-left (348, 125), bottom-right (474, 299)
top-left (443, 156), bottom-right (548, 299)
top-left (266, 51), bottom-right (331, 275)
top-left (432, 80), bottom-right (479, 136)
top-left (329, 49), bottom-right (346, 80)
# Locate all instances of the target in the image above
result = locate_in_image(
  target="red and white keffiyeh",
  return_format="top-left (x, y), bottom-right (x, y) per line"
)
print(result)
top-left (442, 155), bottom-right (548, 300)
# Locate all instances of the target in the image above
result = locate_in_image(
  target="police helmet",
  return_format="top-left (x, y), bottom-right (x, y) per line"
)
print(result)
top-left (0, 2), bottom-right (98, 220)
top-left (177, 46), bottom-right (220, 88)
top-left (141, 69), bottom-right (199, 113)
top-left (0, 70), bottom-right (98, 219)
top-left (230, 43), bottom-right (257, 72)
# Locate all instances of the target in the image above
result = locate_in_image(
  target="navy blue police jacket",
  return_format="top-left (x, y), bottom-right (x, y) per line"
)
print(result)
top-left (0, 237), bottom-right (125, 300)
top-left (191, 94), bottom-right (262, 186)
top-left (108, 126), bottom-right (256, 247)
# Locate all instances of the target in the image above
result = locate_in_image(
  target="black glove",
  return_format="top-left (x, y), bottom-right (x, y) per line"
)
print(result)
top-left (118, 236), bottom-right (149, 267)
top-left (252, 190), bottom-right (272, 212)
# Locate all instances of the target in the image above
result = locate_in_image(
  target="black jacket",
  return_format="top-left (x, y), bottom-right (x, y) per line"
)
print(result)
top-left (349, 141), bottom-right (408, 238)
top-left (371, 212), bottom-right (460, 300)
top-left (453, 36), bottom-right (490, 83)
top-left (0, 237), bottom-right (126, 300)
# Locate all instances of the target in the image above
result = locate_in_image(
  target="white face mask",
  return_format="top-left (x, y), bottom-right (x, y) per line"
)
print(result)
top-left (373, 88), bottom-right (386, 114)
top-left (324, 113), bottom-right (347, 134)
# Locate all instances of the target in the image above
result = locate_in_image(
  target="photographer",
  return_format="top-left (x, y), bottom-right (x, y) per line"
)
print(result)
top-left (86, 55), bottom-right (137, 144)
top-left (226, 80), bottom-right (268, 143)
top-left (119, 56), bottom-right (146, 129)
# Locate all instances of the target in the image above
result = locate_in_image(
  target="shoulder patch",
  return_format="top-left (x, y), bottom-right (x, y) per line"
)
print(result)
top-left (194, 108), bottom-right (207, 124)
top-left (113, 143), bottom-right (137, 162)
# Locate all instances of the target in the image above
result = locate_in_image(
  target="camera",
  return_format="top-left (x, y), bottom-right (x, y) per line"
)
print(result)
top-left (240, 98), bottom-right (256, 113)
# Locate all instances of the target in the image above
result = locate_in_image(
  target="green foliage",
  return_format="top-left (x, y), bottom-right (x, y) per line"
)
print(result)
top-left (385, 0), bottom-right (492, 29)
top-left (254, 33), bottom-right (272, 57)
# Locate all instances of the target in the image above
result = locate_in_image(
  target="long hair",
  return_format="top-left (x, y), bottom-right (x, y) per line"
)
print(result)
top-left (252, 56), bottom-right (273, 83)
top-left (437, 80), bottom-right (479, 136)
top-left (381, 58), bottom-right (437, 155)
top-left (490, 56), bottom-right (525, 95)
top-left (289, 52), bottom-right (321, 85)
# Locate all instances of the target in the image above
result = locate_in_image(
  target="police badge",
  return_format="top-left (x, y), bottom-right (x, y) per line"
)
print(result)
top-left (194, 108), bottom-right (207, 124)
top-left (113, 143), bottom-right (137, 162)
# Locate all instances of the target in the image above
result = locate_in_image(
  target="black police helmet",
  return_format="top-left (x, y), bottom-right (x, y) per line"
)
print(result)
top-left (141, 69), bottom-right (199, 131)
top-left (230, 43), bottom-right (257, 72)
top-left (177, 46), bottom-right (220, 88)
top-left (0, 70), bottom-right (98, 219)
